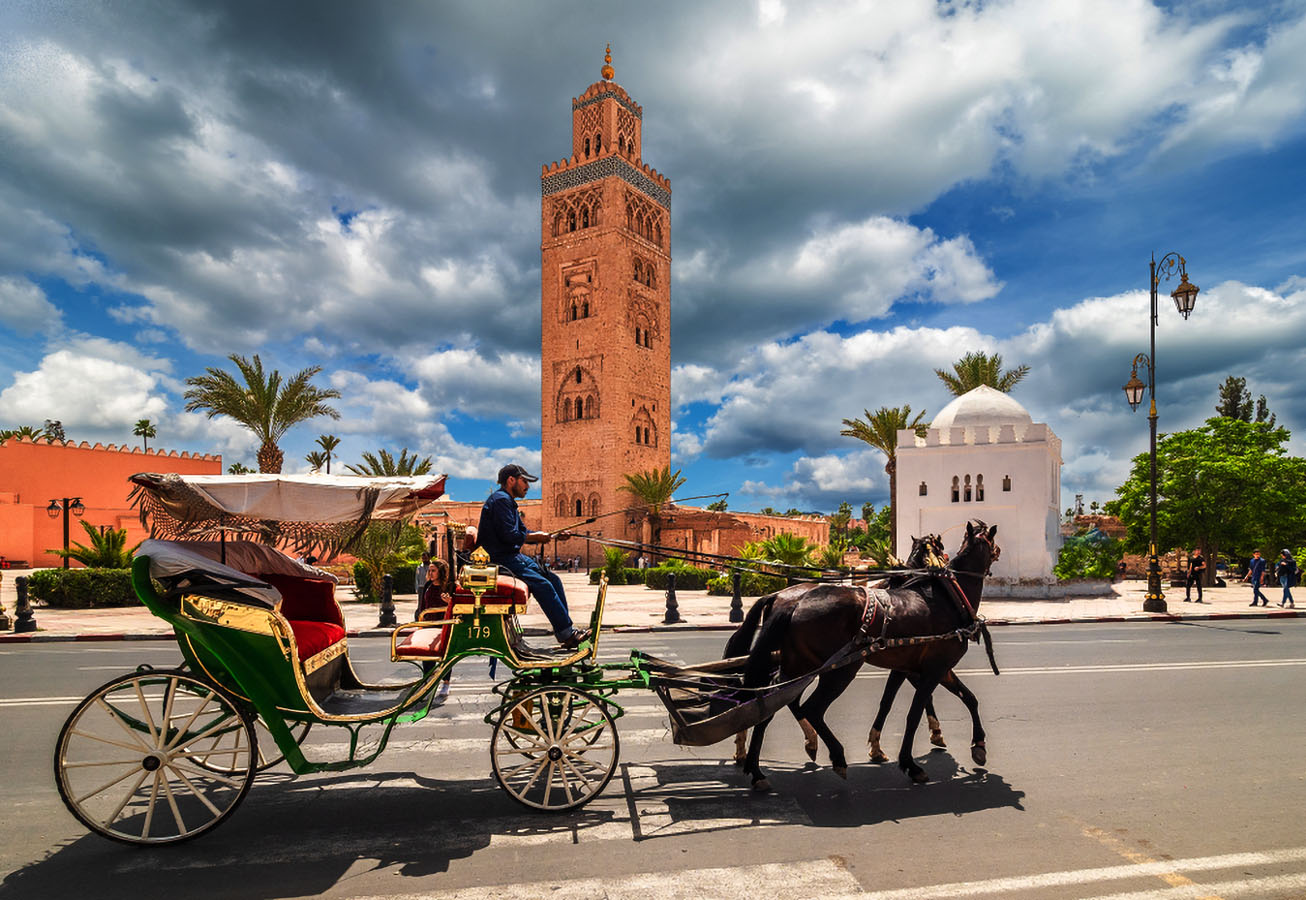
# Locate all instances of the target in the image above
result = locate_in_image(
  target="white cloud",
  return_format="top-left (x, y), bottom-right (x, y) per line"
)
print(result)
top-left (0, 277), bottom-right (61, 334)
top-left (0, 348), bottom-right (167, 431)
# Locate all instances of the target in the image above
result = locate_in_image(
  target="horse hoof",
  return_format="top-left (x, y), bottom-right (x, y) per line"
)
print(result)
top-left (833, 765), bottom-right (848, 780)
top-left (733, 757), bottom-right (746, 767)
top-left (805, 744), bottom-right (818, 761)
top-left (930, 732), bottom-right (947, 748)
top-left (971, 743), bottom-right (987, 766)
top-left (868, 748), bottom-right (889, 763)
top-left (752, 778), bottom-right (772, 793)
top-left (911, 770), bottom-right (930, 784)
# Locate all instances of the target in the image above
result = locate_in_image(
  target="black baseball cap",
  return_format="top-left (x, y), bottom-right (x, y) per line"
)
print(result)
top-left (497, 464), bottom-right (538, 485)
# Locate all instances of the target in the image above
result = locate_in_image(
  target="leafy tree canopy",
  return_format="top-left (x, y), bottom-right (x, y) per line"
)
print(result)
top-left (227, 462), bottom-right (254, 474)
top-left (345, 448), bottom-right (433, 476)
top-left (1105, 417), bottom-right (1306, 565)
top-left (49, 521), bottom-right (140, 568)
top-left (706, 498), bottom-right (728, 512)
top-left (1215, 375), bottom-right (1276, 426)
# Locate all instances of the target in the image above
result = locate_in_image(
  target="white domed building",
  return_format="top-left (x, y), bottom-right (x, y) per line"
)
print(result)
top-left (894, 386), bottom-right (1063, 592)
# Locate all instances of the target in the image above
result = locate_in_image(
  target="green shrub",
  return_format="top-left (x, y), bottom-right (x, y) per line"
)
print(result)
top-left (644, 564), bottom-right (714, 591)
top-left (708, 571), bottom-right (787, 597)
top-left (26, 568), bottom-right (137, 608)
top-left (352, 561), bottom-right (419, 600)
top-left (588, 567), bottom-right (645, 585)
top-left (353, 562), bottom-right (372, 598)
top-left (1054, 530), bottom-right (1123, 581)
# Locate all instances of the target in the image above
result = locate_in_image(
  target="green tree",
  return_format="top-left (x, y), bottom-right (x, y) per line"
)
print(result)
top-left (829, 501), bottom-right (852, 545)
top-left (42, 419), bottom-right (67, 443)
top-left (1216, 375), bottom-right (1276, 427)
top-left (49, 520), bottom-right (140, 568)
top-left (934, 351), bottom-right (1029, 396)
top-left (861, 502), bottom-right (873, 526)
top-left (840, 405), bottom-right (928, 555)
top-left (305, 450), bottom-right (328, 471)
top-left (0, 424), bottom-right (47, 442)
top-left (760, 532), bottom-right (816, 568)
top-left (132, 419), bottom-right (157, 451)
top-left (183, 354), bottom-right (341, 473)
top-left (1106, 418), bottom-right (1306, 582)
top-left (227, 462), bottom-right (254, 474)
top-left (620, 465), bottom-right (687, 560)
top-left (758, 506), bottom-right (778, 516)
top-left (345, 448), bottom-right (433, 476)
top-left (706, 498), bottom-right (728, 512)
top-left (316, 434), bottom-right (341, 474)
top-left (348, 522), bottom-right (424, 601)
top-left (1054, 530), bottom-right (1123, 580)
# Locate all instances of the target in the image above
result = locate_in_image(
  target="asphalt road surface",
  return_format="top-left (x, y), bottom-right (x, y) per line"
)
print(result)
top-left (2, 620), bottom-right (1304, 900)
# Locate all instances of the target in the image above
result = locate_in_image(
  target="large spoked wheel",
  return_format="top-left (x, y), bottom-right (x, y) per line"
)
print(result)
top-left (54, 670), bottom-right (256, 845)
top-left (491, 686), bottom-right (619, 812)
top-left (191, 716), bottom-right (311, 775)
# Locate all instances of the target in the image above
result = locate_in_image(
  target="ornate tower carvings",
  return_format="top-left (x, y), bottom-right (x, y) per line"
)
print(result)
top-left (540, 48), bottom-right (672, 541)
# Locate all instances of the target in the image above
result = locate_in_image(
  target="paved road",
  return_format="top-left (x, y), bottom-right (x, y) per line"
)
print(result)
top-left (2, 621), bottom-right (1304, 899)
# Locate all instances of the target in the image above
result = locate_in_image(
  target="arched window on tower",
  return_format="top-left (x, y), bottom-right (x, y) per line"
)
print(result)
top-left (633, 259), bottom-right (642, 283)
top-left (634, 426), bottom-right (642, 444)
top-left (582, 300), bottom-right (589, 318)
top-left (594, 132), bottom-right (601, 153)
top-left (584, 395), bottom-right (594, 418)
top-left (576, 368), bottom-right (583, 384)
top-left (626, 204), bottom-right (633, 230)
top-left (951, 476), bottom-right (960, 503)
top-left (575, 397), bottom-right (583, 420)
top-left (976, 474), bottom-right (985, 502)
top-left (581, 207), bottom-right (589, 228)
top-left (584, 137), bottom-right (590, 158)
top-left (590, 495), bottom-right (600, 517)
top-left (654, 222), bottom-right (662, 247)
top-left (1002, 475), bottom-right (1012, 492)
top-left (556, 496), bottom-right (566, 517)
top-left (635, 326), bottom-right (642, 346)
top-left (570, 303), bottom-right (577, 322)
top-left (964, 474), bottom-right (972, 503)
top-left (568, 211), bottom-right (576, 232)
top-left (643, 426), bottom-right (650, 445)
top-left (575, 499), bottom-right (583, 517)
top-left (618, 135), bottom-right (625, 154)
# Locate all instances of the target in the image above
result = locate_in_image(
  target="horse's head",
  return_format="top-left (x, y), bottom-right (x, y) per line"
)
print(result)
top-left (905, 533), bottom-right (946, 569)
top-left (951, 519), bottom-right (1000, 577)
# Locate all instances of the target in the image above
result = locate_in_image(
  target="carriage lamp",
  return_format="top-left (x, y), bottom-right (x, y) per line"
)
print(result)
top-left (48, 497), bottom-right (86, 569)
top-left (1123, 252), bottom-right (1199, 613)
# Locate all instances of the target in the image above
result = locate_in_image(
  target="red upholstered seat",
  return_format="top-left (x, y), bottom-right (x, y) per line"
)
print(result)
top-left (452, 574), bottom-right (528, 610)
top-left (287, 620), bottom-right (346, 661)
top-left (393, 624), bottom-right (451, 659)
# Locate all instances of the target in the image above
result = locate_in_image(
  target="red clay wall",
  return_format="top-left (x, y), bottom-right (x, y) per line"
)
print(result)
top-left (0, 438), bottom-right (221, 567)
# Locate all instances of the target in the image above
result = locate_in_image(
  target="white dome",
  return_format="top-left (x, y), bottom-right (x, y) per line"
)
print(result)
top-left (931, 385), bottom-right (1032, 430)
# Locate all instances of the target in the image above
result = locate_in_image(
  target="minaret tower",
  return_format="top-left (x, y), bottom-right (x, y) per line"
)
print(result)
top-left (540, 46), bottom-right (672, 545)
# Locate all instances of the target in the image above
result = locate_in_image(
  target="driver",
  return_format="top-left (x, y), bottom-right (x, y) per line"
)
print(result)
top-left (476, 464), bottom-right (591, 648)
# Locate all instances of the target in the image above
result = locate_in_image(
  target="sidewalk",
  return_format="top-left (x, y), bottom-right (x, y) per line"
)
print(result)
top-left (0, 570), bottom-right (1299, 642)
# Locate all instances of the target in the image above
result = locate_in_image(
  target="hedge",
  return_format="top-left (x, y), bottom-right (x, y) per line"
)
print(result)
top-left (644, 565), bottom-right (715, 591)
top-left (588, 567), bottom-right (646, 585)
top-left (353, 562), bottom-right (421, 601)
top-left (26, 568), bottom-right (138, 608)
top-left (707, 571), bottom-right (787, 597)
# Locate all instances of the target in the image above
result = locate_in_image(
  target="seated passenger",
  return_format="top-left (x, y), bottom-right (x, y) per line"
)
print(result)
top-left (476, 464), bottom-right (590, 648)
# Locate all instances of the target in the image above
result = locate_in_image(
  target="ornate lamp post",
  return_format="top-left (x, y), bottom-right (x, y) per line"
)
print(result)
top-left (47, 497), bottom-right (86, 569)
top-left (1122, 253), bottom-right (1199, 613)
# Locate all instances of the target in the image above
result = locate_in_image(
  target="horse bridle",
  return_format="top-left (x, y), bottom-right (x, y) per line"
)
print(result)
top-left (956, 526), bottom-right (1000, 578)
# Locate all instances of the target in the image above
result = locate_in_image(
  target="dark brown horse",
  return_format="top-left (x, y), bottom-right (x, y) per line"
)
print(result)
top-left (725, 519), bottom-right (999, 790)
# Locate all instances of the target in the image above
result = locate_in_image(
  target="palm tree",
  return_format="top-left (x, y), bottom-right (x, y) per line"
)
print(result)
top-left (934, 350), bottom-right (1030, 396)
top-left (133, 419), bottom-right (156, 452)
top-left (345, 448), bottom-right (432, 476)
top-left (761, 532), bottom-right (816, 567)
top-left (619, 465), bottom-right (687, 560)
top-left (840, 405), bottom-right (929, 555)
top-left (305, 450), bottom-right (328, 471)
top-left (0, 424), bottom-right (45, 442)
top-left (316, 434), bottom-right (341, 473)
top-left (228, 462), bottom-right (254, 474)
top-left (49, 521), bottom-right (140, 568)
top-left (183, 354), bottom-right (341, 473)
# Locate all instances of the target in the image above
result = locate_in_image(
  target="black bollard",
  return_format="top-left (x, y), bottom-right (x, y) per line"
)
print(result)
top-left (378, 573), bottom-right (397, 628)
top-left (14, 576), bottom-right (36, 634)
top-left (663, 571), bottom-right (681, 625)
top-left (0, 572), bottom-right (9, 632)
top-left (729, 570), bottom-right (743, 623)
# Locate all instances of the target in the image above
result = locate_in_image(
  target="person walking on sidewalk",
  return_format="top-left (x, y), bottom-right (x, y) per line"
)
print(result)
top-left (1244, 550), bottom-right (1269, 606)
top-left (1184, 547), bottom-right (1207, 603)
top-left (1275, 549), bottom-right (1297, 608)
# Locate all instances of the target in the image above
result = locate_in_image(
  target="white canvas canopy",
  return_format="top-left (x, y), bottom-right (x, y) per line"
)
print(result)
top-left (129, 472), bottom-right (447, 555)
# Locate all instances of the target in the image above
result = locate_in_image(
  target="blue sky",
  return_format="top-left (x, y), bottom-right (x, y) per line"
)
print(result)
top-left (1, 0), bottom-right (1304, 514)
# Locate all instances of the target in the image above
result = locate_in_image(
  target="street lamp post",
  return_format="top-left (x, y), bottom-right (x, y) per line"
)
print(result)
top-left (46, 497), bottom-right (86, 569)
top-left (1122, 253), bottom-right (1199, 613)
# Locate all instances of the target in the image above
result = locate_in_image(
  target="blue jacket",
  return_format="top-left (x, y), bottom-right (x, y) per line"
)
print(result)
top-left (1248, 556), bottom-right (1267, 584)
top-left (476, 488), bottom-right (529, 564)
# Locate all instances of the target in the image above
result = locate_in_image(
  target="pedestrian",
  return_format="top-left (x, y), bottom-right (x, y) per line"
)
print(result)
top-left (415, 559), bottom-right (453, 703)
top-left (476, 464), bottom-right (589, 648)
top-left (415, 551), bottom-right (431, 597)
top-left (1243, 549), bottom-right (1269, 607)
top-left (1184, 546), bottom-right (1206, 603)
top-left (1116, 559), bottom-right (1127, 582)
top-left (1276, 549), bottom-right (1297, 608)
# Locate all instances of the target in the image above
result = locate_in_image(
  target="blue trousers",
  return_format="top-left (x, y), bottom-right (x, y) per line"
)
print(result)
top-left (1282, 575), bottom-right (1295, 605)
top-left (502, 554), bottom-right (573, 637)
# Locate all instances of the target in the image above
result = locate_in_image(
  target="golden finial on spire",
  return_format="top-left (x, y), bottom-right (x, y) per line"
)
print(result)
top-left (601, 43), bottom-right (614, 81)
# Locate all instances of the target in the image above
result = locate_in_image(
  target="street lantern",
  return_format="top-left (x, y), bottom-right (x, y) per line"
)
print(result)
top-left (46, 500), bottom-right (59, 519)
top-left (1124, 253), bottom-right (1199, 613)
top-left (48, 497), bottom-right (86, 569)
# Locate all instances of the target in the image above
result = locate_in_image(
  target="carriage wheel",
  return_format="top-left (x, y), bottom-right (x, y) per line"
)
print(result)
top-left (491, 686), bottom-right (619, 812)
top-left (54, 670), bottom-right (256, 845)
top-left (192, 716), bottom-right (311, 775)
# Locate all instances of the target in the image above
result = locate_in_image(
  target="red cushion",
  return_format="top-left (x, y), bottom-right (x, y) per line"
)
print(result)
top-left (287, 620), bottom-right (346, 661)
top-left (452, 574), bottom-right (528, 609)
top-left (394, 625), bottom-right (450, 659)
top-left (260, 574), bottom-right (343, 627)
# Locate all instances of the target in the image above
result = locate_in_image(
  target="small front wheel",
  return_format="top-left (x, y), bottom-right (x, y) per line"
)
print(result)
top-left (54, 670), bottom-right (256, 845)
top-left (491, 686), bottom-right (618, 811)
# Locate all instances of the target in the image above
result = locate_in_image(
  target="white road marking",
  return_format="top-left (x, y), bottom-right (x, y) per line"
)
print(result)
top-left (1070, 871), bottom-right (1306, 899)
top-left (0, 696), bottom-right (83, 707)
top-left (843, 846), bottom-right (1306, 899)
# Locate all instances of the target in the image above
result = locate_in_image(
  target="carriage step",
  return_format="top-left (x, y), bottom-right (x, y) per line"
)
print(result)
top-left (316, 685), bottom-right (412, 716)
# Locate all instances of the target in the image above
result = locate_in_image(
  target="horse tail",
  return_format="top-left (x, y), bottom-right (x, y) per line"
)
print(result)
top-left (743, 599), bottom-right (795, 687)
top-left (724, 593), bottom-right (777, 659)
top-left (979, 621), bottom-right (1000, 676)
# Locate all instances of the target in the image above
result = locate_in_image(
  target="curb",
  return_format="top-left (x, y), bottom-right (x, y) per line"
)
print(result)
top-left (1, 609), bottom-right (1300, 643)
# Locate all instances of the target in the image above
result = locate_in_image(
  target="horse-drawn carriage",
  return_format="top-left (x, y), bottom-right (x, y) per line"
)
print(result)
top-left (54, 472), bottom-right (1001, 846)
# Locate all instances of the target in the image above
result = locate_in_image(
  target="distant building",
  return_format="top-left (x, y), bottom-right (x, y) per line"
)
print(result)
top-left (894, 386), bottom-right (1063, 585)
top-left (0, 437), bottom-right (221, 567)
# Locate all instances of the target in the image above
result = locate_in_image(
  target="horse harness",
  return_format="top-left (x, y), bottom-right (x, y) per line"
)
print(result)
top-left (856, 573), bottom-right (984, 657)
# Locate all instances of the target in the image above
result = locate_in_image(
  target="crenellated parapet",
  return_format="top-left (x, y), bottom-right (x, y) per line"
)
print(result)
top-left (573, 81), bottom-right (643, 118)
top-left (898, 423), bottom-right (1053, 449)
top-left (0, 435), bottom-right (221, 461)
top-left (541, 155), bottom-right (671, 209)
